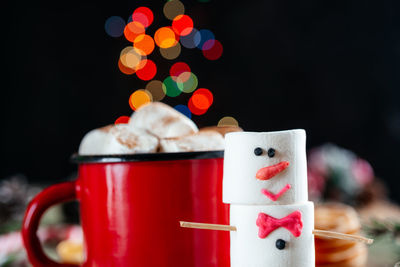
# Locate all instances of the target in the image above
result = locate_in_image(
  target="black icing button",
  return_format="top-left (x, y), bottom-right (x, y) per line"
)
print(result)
top-left (254, 147), bottom-right (263, 156)
top-left (267, 148), bottom-right (275, 158)
top-left (275, 239), bottom-right (286, 250)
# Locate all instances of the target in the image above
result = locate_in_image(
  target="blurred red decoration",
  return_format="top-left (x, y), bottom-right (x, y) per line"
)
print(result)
top-left (118, 59), bottom-right (136, 75)
top-left (124, 21), bottom-right (146, 42)
top-left (202, 40), bottom-right (223, 60)
top-left (115, 116), bottom-right (131, 124)
top-left (172, 15), bottom-right (194, 36)
top-left (136, 60), bottom-right (157, 81)
top-left (132, 7), bottom-right (154, 28)
top-left (170, 62), bottom-right (191, 79)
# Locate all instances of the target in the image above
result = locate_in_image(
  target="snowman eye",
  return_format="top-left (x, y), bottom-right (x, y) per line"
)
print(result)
top-left (254, 147), bottom-right (263, 156)
top-left (267, 148), bottom-right (275, 158)
top-left (275, 239), bottom-right (286, 250)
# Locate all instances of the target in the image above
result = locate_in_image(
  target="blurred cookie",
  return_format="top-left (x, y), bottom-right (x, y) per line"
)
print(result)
top-left (315, 203), bottom-right (367, 267)
top-left (200, 126), bottom-right (243, 137)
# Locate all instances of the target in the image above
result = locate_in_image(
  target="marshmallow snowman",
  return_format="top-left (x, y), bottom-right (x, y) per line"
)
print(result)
top-left (224, 130), bottom-right (315, 267)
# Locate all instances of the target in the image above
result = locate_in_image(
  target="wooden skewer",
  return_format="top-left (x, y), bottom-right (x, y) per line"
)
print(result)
top-left (180, 221), bottom-right (237, 231)
top-left (312, 229), bottom-right (373, 244)
top-left (179, 221), bottom-right (374, 245)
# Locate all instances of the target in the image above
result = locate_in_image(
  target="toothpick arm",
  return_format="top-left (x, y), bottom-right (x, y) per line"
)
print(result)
top-left (312, 229), bottom-right (373, 245)
top-left (180, 221), bottom-right (237, 231)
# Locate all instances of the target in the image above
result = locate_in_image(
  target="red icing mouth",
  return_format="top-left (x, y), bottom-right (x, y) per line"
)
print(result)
top-left (255, 161), bottom-right (290, 180)
top-left (261, 184), bottom-right (291, 201)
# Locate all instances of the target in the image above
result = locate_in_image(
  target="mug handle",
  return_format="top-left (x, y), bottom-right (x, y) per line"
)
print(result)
top-left (22, 181), bottom-right (80, 267)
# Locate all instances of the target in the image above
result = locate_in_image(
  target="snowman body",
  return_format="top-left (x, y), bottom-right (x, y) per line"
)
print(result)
top-left (230, 202), bottom-right (315, 267)
top-left (223, 130), bottom-right (315, 267)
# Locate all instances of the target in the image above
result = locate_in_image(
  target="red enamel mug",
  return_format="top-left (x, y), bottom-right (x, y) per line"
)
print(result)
top-left (22, 151), bottom-right (230, 267)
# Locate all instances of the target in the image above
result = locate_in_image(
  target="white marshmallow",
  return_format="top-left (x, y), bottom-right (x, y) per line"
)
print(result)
top-left (159, 130), bottom-right (224, 152)
top-left (223, 130), bottom-right (308, 205)
top-left (230, 201), bottom-right (315, 267)
top-left (129, 102), bottom-right (198, 138)
top-left (78, 124), bottom-right (159, 155)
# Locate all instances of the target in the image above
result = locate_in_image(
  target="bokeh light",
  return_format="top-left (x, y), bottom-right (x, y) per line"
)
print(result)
top-left (118, 59), bottom-right (136, 75)
top-left (160, 42), bottom-right (181, 60)
top-left (129, 89), bottom-right (152, 111)
top-left (180, 28), bottom-right (200, 49)
top-left (174, 104), bottom-right (192, 119)
top-left (105, 16), bottom-right (126, 37)
top-left (136, 59), bottom-right (157, 81)
top-left (120, 46), bottom-right (145, 69)
top-left (170, 62), bottom-right (191, 79)
top-left (195, 29), bottom-right (215, 49)
top-left (192, 88), bottom-right (213, 109)
top-left (115, 116), bottom-right (131, 124)
top-left (124, 21), bottom-right (146, 42)
top-left (188, 88), bottom-right (213, 115)
top-left (154, 27), bottom-right (179, 48)
top-left (218, 116), bottom-right (239, 127)
top-left (177, 72), bottom-right (198, 93)
top-left (131, 7), bottom-right (154, 28)
top-left (202, 39), bottom-right (223, 60)
top-left (134, 34), bottom-right (155, 55)
top-left (145, 80), bottom-right (166, 101)
top-left (172, 15), bottom-right (193, 36)
top-left (188, 97), bottom-right (207, 115)
top-left (163, 0), bottom-right (185, 20)
top-left (162, 76), bottom-right (182, 97)
top-left (120, 46), bottom-right (143, 69)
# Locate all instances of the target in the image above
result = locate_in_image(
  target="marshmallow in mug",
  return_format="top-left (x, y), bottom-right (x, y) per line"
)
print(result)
top-left (160, 130), bottom-right (225, 152)
top-left (78, 124), bottom-right (159, 155)
top-left (129, 102), bottom-right (199, 138)
top-left (223, 130), bottom-right (308, 205)
top-left (230, 201), bottom-right (315, 267)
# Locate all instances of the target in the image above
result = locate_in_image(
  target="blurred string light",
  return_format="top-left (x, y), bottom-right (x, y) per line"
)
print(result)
top-left (188, 88), bottom-right (213, 115)
top-left (195, 29), bottom-right (214, 49)
top-left (177, 72), bottom-right (198, 93)
top-left (163, 0), bottom-right (185, 20)
top-left (124, 21), bottom-right (145, 42)
top-left (162, 76), bottom-right (182, 97)
top-left (174, 104), bottom-right (192, 119)
top-left (179, 28), bottom-right (200, 48)
top-left (120, 46), bottom-right (145, 69)
top-left (136, 59), bottom-right (157, 81)
top-left (172, 15), bottom-right (193, 36)
top-left (146, 80), bottom-right (165, 101)
top-left (154, 27), bottom-right (179, 48)
top-left (160, 42), bottom-right (181, 59)
top-left (118, 59), bottom-right (136, 75)
top-left (105, 2), bottom-right (223, 117)
top-left (218, 116), bottom-right (239, 127)
top-left (170, 62), bottom-right (191, 79)
top-left (131, 7), bottom-right (154, 28)
top-left (134, 34), bottom-right (155, 55)
top-left (105, 16), bottom-right (126, 37)
top-left (115, 116), bottom-right (131, 124)
top-left (129, 89), bottom-right (152, 111)
top-left (202, 39), bottom-right (223, 60)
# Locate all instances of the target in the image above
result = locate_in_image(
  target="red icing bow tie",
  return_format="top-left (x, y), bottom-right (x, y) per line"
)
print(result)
top-left (256, 211), bottom-right (303, 238)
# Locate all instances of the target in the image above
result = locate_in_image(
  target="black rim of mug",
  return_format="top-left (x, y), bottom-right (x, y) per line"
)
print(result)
top-left (71, 150), bottom-right (224, 163)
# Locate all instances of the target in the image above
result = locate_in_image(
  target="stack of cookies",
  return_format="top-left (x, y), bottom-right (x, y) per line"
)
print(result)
top-left (315, 203), bottom-right (367, 267)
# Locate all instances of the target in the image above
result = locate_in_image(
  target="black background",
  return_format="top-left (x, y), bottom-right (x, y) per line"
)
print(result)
top-left (3, 1), bottom-right (400, 203)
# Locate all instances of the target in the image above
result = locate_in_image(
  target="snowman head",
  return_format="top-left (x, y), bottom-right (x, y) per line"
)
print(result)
top-left (223, 130), bottom-right (308, 205)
